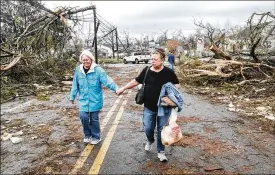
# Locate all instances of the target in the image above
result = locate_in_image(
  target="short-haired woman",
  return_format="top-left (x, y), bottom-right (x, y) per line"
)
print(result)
top-left (116, 48), bottom-right (180, 162)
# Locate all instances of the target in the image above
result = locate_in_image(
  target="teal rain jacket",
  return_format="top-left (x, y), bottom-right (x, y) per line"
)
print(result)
top-left (69, 64), bottom-right (118, 112)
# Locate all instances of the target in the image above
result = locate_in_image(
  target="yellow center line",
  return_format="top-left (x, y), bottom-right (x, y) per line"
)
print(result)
top-left (69, 95), bottom-right (124, 174)
top-left (100, 96), bottom-right (124, 131)
top-left (88, 90), bottom-right (132, 174)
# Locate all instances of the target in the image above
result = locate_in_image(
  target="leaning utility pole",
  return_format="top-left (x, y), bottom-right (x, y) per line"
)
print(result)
top-left (92, 5), bottom-right (98, 63)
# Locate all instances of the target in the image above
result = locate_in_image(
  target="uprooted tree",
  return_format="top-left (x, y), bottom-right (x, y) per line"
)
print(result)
top-left (194, 19), bottom-right (232, 60)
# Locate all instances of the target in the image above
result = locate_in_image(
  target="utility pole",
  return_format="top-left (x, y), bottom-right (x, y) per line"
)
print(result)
top-left (92, 22), bottom-right (100, 47)
top-left (111, 31), bottom-right (115, 58)
top-left (115, 28), bottom-right (119, 59)
top-left (117, 36), bottom-right (128, 54)
top-left (93, 5), bottom-right (98, 63)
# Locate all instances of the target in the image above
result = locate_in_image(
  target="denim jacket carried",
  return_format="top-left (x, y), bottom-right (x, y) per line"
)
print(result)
top-left (157, 82), bottom-right (183, 117)
top-left (69, 64), bottom-right (118, 112)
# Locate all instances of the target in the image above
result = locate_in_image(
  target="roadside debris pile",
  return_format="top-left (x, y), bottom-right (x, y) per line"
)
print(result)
top-left (177, 58), bottom-right (275, 133)
top-left (178, 59), bottom-right (274, 85)
top-left (0, 58), bottom-right (76, 103)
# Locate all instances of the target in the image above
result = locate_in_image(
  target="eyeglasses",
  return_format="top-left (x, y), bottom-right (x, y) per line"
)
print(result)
top-left (82, 59), bottom-right (91, 62)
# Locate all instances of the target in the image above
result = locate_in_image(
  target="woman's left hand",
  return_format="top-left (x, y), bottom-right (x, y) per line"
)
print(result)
top-left (116, 88), bottom-right (125, 95)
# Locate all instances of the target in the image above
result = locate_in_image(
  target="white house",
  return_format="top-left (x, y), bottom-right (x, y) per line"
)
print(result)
top-left (98, 45), bottom-right (113, 58)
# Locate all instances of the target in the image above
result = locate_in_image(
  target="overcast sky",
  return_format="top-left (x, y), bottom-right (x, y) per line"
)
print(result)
top-left (44, 1), bottom-right (274, 38)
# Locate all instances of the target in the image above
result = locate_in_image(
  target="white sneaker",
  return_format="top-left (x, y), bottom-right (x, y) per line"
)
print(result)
top-left (145, 141), bottom-right (153, 151)
top-left (91, 139), bottom-right (101, 145)
top-left (83, 138), bottom-right (90, 143)
top-left (157, 151), bottom-right (168, 162)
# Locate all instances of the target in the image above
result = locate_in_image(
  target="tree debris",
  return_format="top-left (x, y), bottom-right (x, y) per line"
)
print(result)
top-left (10, 137), bottom-right (23, 144)
top-left (177, 58), bottom-right (275, 132)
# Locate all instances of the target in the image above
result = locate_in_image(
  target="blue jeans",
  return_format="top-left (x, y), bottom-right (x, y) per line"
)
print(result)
top-left (143, 107), bottom-right (169, 152)
top-left (79, 111), bottom-right (100, 140)
top-left (169, 63), bottom-right (174, 71)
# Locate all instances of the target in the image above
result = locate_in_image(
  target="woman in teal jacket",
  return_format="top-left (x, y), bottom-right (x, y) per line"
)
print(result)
top-left (70, 49), bottom-right (118, 145)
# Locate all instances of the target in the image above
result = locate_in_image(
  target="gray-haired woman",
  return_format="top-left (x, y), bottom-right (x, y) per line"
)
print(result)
top-left (70, 49), bottom-right (119, 144)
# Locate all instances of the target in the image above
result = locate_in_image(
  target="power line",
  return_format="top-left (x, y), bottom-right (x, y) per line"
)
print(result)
top-left (96, 13), bottom-right (115, 29)
top-left (97, 18), bottom-right (114, 30)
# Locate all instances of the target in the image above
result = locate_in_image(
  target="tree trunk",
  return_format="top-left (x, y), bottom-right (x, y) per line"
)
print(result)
top-left (209, 44), bottom-right (232, 60)
top-left (250, 37), bottom-right (261, 63)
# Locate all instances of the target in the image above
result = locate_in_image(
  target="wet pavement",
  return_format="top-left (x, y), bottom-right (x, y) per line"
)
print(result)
top-left (1, 63), bottom-right (274, 174)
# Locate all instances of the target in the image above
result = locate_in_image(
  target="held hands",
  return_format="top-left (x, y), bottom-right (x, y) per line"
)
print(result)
top-left (116, 87), bottom-right (125, 96)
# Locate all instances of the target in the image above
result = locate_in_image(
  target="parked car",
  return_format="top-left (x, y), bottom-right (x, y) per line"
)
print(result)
top-left (123, 52), bottom-right (150, 64)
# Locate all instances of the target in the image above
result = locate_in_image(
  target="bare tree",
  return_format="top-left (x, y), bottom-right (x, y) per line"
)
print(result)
top-left (186, 34), bottom-right (196, 50)
top-left (194, 19), bottom-right (232, 60)
top-left (135, 37), bottom-right (144, 52)
top-left (171, 29), bottom-right (186, 45)
top-left (122, 30), bottom-right (131, 50)
top-left (150, 32), bottom-right (156, 42)
top-left (243, 11), bottom-right (275, 63)
top-left (156, 30), bottom-right (168, 46)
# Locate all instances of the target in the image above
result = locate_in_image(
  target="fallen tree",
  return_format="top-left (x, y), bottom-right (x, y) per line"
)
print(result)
top-left (194, 19), bottom-right (232, 60)
top-left (178, 59), bottom-right (275, 90)
top-left (185, 59), bottom-right (274, 78)
top-left (209, 44), bottom-right (232, 60)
